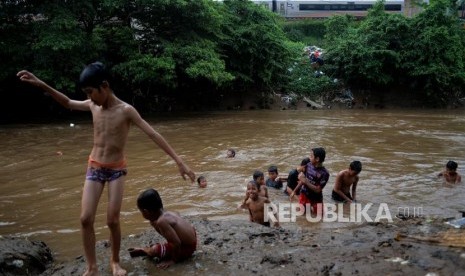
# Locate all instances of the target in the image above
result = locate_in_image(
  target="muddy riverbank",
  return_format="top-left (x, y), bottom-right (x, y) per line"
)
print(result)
top-left (4, 215), bottom-right (463, 276)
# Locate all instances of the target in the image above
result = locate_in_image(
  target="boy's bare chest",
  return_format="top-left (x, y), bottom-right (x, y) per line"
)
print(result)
top-left (92, 109), bottom-right (129, 136)
top-left (249, 200), bottom-right (265, 212)
top-left (341, 174), bottom-right (356, 186)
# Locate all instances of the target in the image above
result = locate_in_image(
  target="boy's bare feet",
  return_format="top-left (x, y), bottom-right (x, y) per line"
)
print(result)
top-left (83, 266), bottom-right (99, 276)
top-left (111, 262), bottom-right (127, 276)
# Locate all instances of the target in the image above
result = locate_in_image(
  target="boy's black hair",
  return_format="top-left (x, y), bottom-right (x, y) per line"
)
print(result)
top-left (350, 161), bottom-right (362, 173)
top-left (79, 61), bottom-right (111, 89)
top-left (446, 160), bottom-right (458, 170)
top-left (229, 149), bottom-right (236, 157)
top-left (268, 165), bottom-right (278, 173)
top-left (253, 170), bottom-right (264, 181)
top-left (197, 175), bottom-right (206, 185)
top-left (300, 157), bottom-right (310, 166)
top-left (137, 188), bottom-right (163, 211)
top-left (248, 180), bottom-right (260, 190)
top-left (312, 147), bottom-right (326, 163)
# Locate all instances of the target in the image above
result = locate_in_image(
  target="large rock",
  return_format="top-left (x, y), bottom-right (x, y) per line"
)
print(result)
top-left (0, 236), bottom-right (53, 276)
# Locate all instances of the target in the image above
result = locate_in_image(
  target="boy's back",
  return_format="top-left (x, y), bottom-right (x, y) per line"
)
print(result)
top-left (152, 211), bottom-right (196, 246)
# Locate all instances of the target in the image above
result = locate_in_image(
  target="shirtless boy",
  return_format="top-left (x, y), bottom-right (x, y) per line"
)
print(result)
top-left (240, 170), bottom-right (268, 209)
top-left (128, 189), bottom-right (197, 269)
top-left (17, 62), bottom-right (195, 276)
top-left (254, 170), bottom-right (268, 198)
top-left (244, 181), bottom-right (273, 227)
top-left (438, 160), bottom-right (462, 184)
top-left (331, 161), bottom-right (362, 203)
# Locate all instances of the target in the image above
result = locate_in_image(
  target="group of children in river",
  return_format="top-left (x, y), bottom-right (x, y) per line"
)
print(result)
top-left (16, 63), bottom-right (462, 275)
top-left (236, 147), bottom-right (462, 228)
top-left (237, 147), bottom-right (360, 227)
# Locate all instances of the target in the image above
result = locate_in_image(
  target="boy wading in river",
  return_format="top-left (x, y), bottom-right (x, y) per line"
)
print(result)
top-left (17, 62), bottom-right (196, 276)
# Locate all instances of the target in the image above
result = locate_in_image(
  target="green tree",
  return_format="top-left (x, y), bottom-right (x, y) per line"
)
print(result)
top-left (112, 0), bottom-right (234, 107)
top-left (3, 0), bottom-right (133, 92)
top-left (323, 0), bottom-right (465, 106)
top-left (400, 0), bottom-right (465, 105)
top-left (324, 1), bottom-right (409, 89)
top-left (0, 0), bottom-right (37, 81)
top-left (218, 0), bottom-right (294, 92)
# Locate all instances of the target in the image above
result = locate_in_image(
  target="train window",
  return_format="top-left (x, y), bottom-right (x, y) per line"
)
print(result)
top-left (354, 5), bottom-right (372, 11)
top-left (299, 4), bottom-right (314, 10)
top-left (299, 3), bottom-right (380, 11)
top-left (384, 4), bottom-right (402, 11)
top-left (280, 3), bottom-right (285, 15)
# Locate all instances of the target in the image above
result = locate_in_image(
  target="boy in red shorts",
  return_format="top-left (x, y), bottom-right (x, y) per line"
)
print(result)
top-left (290, 147), bottom-right (329, 216)
top-left (129, 189), bottom-right (197, 269)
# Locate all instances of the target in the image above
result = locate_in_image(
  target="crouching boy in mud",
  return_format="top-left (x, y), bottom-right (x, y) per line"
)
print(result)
top-left (128, 189), bottom-right (197, 269)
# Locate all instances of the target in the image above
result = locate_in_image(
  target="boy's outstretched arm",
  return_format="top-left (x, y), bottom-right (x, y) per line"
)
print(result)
top-left (128, 106), bottom-right (195, 182)
top-left (17, 70), bottom-right (91, 111)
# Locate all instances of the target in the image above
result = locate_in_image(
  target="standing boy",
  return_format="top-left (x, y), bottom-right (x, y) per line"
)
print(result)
top-left (290, 148), bottom-right (329, 216)
top-left (17, 62), bottom-right (195, 276)
top-left (331, 161), bottom-right (362, 203)
top-left (128, 188), bottom-right (197, 269)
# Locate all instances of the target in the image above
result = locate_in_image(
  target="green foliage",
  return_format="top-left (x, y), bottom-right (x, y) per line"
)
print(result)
top-left (323, 0), bottom-right (465, 105)
top-left (324, 15), bottom-right (357, 43)
top-left (219, 0), bottom-right (294, 91)
top-left (400, 0), bottom-right (465, 104)
top-left (169, 40), bottom-right (234, 85)
top-left (113, 54), bottom-right (177, 87)
top-left (1, 0), bottom-right (299, 113)
top-left (5, 0), bottom-right (463, 113)
top-left (282, 19), bottom-right (327, 46)
top-left (114, 0), bottom-right (233, 94)
top-left (324, 1), bottom-right (408, 88)
top-left (0, 1), bottom-right (36, 81)
top-left (283, 41), bottom-right (338, 97)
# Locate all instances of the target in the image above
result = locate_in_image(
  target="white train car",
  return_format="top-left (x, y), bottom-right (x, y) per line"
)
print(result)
top-left (251, 0), bottom-right (404, 18)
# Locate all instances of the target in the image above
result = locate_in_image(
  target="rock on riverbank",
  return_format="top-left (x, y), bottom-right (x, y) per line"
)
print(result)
top-left (2, 217), bottom-right (465, 275)
top-left (0, 236), bottom-right (53, 275)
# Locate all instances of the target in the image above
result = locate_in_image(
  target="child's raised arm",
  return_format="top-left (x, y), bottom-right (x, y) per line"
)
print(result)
top-left (17, 70), bottom-right (91, 111)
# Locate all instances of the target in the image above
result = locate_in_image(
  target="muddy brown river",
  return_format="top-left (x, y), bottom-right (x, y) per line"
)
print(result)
top-left (0, 109), bottom-right (464, 262)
